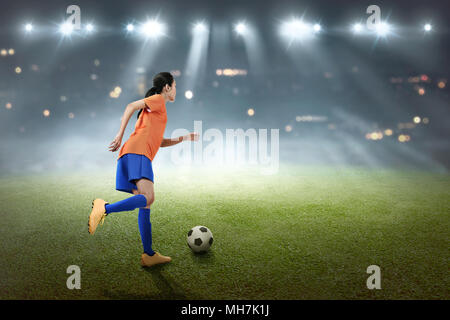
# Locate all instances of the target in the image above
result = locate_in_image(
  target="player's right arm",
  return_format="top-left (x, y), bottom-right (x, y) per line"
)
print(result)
top-left (108, 99), bottom-right (146, 152)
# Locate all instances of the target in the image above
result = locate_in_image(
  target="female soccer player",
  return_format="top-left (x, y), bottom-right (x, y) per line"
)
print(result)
top-left (88, 72), bottom-right (198, 267)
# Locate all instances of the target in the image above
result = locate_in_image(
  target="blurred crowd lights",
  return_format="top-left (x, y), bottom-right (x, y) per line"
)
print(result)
top-left (366, 131), bottom-right (384, 141)
top-left (390, 74), bottom-right (448, 91)
top-left (216, 69), bottom-right (248, 76)
top-left (398, 134), bottom-right (411, 143)
top-left (40, 108), bottom-right (78, 119)
top-left (109, 86), bottom-right (122, 98)
top-left (295, 115), bottom-right (328, 122)
top-left (1, 48), bottom-right (15, 56)
top-left (417, 87), bottom-right (426, 95)
top-left (365, 114), bottom-right (428, 142)
top-left (398, 122), bottom-right (415, 129)
top-left (410, 116), bottom-right (429, 125)
top-left (396, 116), bottom-right (429, 129)
top-left (170, 70), bottom-right (181, 77)
top-left (406, 75), bottom-right (429, 83)
top-left (437, 80), bottom-right (446, 89)
top-left (365, 130), bottom-right (412, 143)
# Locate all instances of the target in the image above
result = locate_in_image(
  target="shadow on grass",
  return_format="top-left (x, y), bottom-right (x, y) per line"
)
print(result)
top-left (189, 249), bottom-right (216, 265)
top-left (144, 265), bottom-right (188, 299)
top-left (103, 265), bottom-right (189, 300)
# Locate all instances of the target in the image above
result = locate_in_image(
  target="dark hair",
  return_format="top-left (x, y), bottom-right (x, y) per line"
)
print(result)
top-left (137, 72), bottom-right (174, 119)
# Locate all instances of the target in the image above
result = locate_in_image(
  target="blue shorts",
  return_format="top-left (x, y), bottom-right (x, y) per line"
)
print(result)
top-left (116, 153), bottom-right (154, 194)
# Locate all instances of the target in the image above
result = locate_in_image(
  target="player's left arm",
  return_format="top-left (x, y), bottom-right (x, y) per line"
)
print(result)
top-left (160, 132), bottom-right (199, 147)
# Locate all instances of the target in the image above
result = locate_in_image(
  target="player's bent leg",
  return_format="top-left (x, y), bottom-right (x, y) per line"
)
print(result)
top-left (136, 178), bottom-right (155, 208)
top-left (89, 188), bottom-right (148, 235)
top-left (88, 198), bottom-right (109, 234)
top-left (103, 193), bottom-right (147, 215)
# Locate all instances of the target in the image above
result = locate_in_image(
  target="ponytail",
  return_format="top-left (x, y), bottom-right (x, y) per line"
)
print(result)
top-left (145, 86), bottom-right (158, 97)
top-left (137, 72), bottom-right (174, 119)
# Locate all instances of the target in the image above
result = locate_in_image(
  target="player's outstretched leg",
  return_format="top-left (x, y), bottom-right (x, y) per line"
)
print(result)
top-left (88, 194), bottom-right (147, 234)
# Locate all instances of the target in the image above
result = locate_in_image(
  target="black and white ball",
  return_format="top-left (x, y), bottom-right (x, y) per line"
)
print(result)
top-left (187, 226), bottom-right (213, 253)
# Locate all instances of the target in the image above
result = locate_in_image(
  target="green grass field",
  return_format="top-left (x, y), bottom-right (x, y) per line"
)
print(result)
top-left (0, 165), bottom-right (448, 299)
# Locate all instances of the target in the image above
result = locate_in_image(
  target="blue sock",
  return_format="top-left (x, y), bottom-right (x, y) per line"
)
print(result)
top-left (138, 208), bottom-right (155, 256)
top-left (105, 194), bottom-right (147, 214)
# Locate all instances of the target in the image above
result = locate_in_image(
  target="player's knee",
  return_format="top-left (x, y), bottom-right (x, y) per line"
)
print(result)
top-left (143, 193), bottom-right (155, 207)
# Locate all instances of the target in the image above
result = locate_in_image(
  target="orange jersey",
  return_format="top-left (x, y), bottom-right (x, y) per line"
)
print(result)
top-left (118, 94), bottom-right (167, 162)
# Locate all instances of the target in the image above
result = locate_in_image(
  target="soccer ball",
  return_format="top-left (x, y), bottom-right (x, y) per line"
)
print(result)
top-left (187, 226), bottom-right (214, 253)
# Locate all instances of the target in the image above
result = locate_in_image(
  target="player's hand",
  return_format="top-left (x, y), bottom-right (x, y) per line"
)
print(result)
top-left (183, 132), bottom-right (199, 141)
top-left (108, 134), bottom-right (122, 152)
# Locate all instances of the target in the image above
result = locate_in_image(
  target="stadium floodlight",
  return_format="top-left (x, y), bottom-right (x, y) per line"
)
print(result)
top-left (141, 20), bottom-right (165, 38)
top-left (60, 22), bottom-right (74, 35)
top-left (235, 22), bottom-right (247, 35)
top-left (126, 24), bottom-right (135, 32)
top-left (25, 23), bottom-right (33, 32)
top-left (375, 22), bottom-right (390, 36)
top-left (193, 22), bottom-right (207, 33)
top-left (424, 23), bottom-right (432, 32)
top-left (352, 23), bottom-right (363, 33)
top-left (185, 90), bottom-right (193, 100)
top-left (313, 24), bottom-right (321, 32)
top-left (281, 19), bottom-right (312, 39)
top-left (85, 23), bottom-right (94, 32)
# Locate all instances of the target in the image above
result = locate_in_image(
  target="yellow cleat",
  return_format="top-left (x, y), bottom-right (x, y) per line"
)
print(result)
top-left (140, 252), bottom-right (172, 267)
top-left (88, 198), bottom-right (109, 235)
